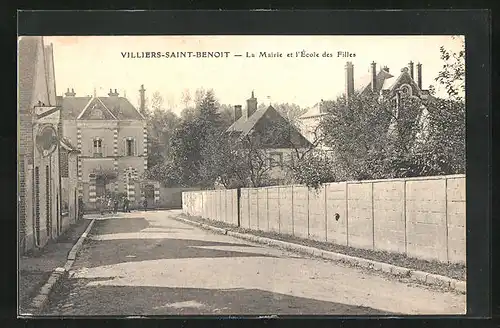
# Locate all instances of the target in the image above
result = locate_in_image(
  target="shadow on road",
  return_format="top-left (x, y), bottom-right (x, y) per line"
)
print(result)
top-left (78, 237), bottom-right (267, 268)
top-left (90, 217), bottom-right (150, 234)
top-left (45, 279), bottom-right (394, 316)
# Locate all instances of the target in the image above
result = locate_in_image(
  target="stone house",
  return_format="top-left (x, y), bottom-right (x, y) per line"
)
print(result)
top-left (226, 92), bottom-right (312, 185)
top-left (18, 36), bottom-right (80, 254)
top-left (299, 61), bottom-right (433, 147)
top-left (58, 85), bottom-right (160, 209)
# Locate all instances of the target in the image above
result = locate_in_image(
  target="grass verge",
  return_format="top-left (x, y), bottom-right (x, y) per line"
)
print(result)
top-left (181, 214), bottom-right (466, 281)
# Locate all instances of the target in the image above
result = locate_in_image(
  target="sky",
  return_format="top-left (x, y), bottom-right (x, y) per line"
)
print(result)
top-left (41, 35), bottom-right (464, 114)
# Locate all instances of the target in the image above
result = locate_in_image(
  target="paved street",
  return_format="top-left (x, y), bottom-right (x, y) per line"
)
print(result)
top-left (44, 210), bottom-right (466, 316)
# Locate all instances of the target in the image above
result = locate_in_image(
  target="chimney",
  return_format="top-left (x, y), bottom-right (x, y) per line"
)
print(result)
top-left (64, 88), bottom-right (76, 97)
top-left (108, 88), bottom-right (119, 97)
top-left (246, 91), bottom-right (257, 118)
top-left (382, 66), bottom-right (389, 73)
top-left (234, 105), bottom-right (242, 121)
top-left (408, 61), bottom-right (414, 79)
top-left (371, 61), bottom-right (377, 92)
top-left (139, 84), bottom-right (146, 113)
top-left (345, 61), bottom-right (354, 99)
top-left (416, 63), bottom-right (422, 89)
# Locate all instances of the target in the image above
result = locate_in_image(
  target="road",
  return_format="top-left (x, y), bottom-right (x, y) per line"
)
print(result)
top-left (44, 210), bottom-right (466, 316)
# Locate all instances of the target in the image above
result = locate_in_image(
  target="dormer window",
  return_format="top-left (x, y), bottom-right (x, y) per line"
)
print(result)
top-left (400, 84), bottom-right (412, 97)
top-left (93, 138), bottom-right (103, 157)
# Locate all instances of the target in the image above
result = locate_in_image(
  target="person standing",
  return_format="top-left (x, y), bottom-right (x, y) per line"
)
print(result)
top-left (123, 197), bottom-right (130, 213)
top-left (107, 198), bottom-right (113, 213)
top-left (113, 198), bottom-right (119, 213)
top-left (143, 198), bottom-right (148, 212)
top-left (78, 197), bottom-right (84, 220)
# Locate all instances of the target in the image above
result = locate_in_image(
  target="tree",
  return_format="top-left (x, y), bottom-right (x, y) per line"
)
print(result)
top-left (92, 167), bottom-right (118, 188)
top-left (409, 38), bottom-right (466, 176)
top-left (150, 91), bottom-right (164, 112)
top-left (435, 36), bottom-right (465, 103)
top-left (290, 150), bottom-right (338, 190)
top-left (144, 91), bottom-right (181, 169)
top-left (273, 103), bottom-right (307, 130)
top-left (411, 96), bottom-right (465, 176)
top-left (320, 93), bottom-right (392, 180)
top-left (162, 90), bottom-right (225, 188)
top-left (181, 89), bottom-right (192, 108)
top-left (218, 104), bottom-right (236, 128)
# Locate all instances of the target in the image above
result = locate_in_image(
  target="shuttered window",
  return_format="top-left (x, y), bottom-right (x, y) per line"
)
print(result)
top-left (34, 166), bottom-right (40, 245)
top-left (125, 138), bottom-right (136, 156)
top-left (93, 138), bottom-right (103, 157)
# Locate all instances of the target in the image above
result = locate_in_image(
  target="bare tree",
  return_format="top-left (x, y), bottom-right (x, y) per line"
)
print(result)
top-left (181, 89), bottom-right (192, 108)
top-left (151, 91), bottom-right (164, 112)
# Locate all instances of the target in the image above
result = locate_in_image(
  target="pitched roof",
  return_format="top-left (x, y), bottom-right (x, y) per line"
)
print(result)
top-left (77, 97), bottom-right (118, 120)
top-left (18, 36), bottom-right (39, 112)
top-left (226, 105), bottom-right (312, 148)
top-left (300, 102), bottom-right (329, 120)
top-left (60, 96), bottom-right (144, 120)
top-left (357, 69), bottom-right (395, 95)
top-left (226, 105), bottom-right (269, 136)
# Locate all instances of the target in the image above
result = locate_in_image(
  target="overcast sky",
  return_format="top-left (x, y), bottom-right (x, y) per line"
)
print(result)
top-left (42, 35), bottom-right (464, 114)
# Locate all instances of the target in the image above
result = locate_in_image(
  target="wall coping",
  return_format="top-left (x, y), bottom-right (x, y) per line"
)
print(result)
top-left (182, 174), bottom-right (466, 194)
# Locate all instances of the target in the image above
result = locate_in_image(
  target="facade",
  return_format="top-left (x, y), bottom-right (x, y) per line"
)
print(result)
top-left (227, 92), bottom-right (312, 184)
top-left (18, 36), bottom-right (79, 253)
top-left (59, 85), bottom-right (159, 209)
top-left (299, 61), bottom-right (433, 146)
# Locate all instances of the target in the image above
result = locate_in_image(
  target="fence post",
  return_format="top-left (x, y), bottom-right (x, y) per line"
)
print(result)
top-left (371, 182), bottom-right (375, 250)
top-left (277, 187), bottom-right (281, 233)
top-left (247, 189), bottom-right (250, 229)
top-left (307, 186), bottom-right (310, 238)
top-left (224, 189), bottom-right (228, 223)
top-left (256, 188), bottom-right (259, 230)
top-left (445, 177), bottom-right (449, 263)
top-left (237, 188), bottom-right (241, 227)
top-left (291, 185), bottom-right (294, 236)
top-left (345, 182), bottom-right (349, 247)
top-left (324, 184), bottom-right (328, 242)
top-left (403, 180), bottom-right (407, 255)
top-left (266, 188), bottom-right (270, 232)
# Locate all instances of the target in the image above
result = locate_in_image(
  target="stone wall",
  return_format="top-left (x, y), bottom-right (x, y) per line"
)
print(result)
top-left (182, 175), bottom-right (466, 264)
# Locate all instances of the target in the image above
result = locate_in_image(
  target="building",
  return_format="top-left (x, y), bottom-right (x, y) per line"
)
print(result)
top-left (58, 85), bottom-right (160, 209)
top-left (18, 36), bottom-right (80, 254)
top-left (227, 92), bottom-right (312, 184)
top-left (299, 61), bottom-right (433, 146)
top-left (298, 100), bottom-right (330, 149)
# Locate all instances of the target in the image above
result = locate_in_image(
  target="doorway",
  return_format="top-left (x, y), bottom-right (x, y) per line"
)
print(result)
top-left (144, 184), bottom-right (155, 209)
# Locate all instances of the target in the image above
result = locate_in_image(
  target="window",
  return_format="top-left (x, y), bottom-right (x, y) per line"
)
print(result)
top-left (34, 166), bottom-right (40, 245)
top-left (46, 165), bottom-right (51, 237)
top-left (93, 138), bottom-right (103, 157)
top-left (126, 138), bottom-right (135, 156)
top-left (268, 152), bottom-right (283, 168)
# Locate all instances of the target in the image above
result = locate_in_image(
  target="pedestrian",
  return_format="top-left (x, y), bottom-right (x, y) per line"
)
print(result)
top-left (123, 197), bottom-right (130, 213)
top-left (107, 198), bottom-right (113, 213)
top-left (113, 198), bottom-right (119, 213)
top-left (143, 198), bottom-right (148, 212)
top-left (78, 197), bottom-right (84, 220)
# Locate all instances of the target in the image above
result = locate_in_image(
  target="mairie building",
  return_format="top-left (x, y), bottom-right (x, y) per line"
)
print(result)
top-left (58, 85), bottom-right (160, 209)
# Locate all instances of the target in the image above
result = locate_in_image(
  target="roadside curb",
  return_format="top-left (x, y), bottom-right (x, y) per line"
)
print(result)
top-left (176, 216), bottom-right (466, 294)
top-left (22, 219), bottom-right (96, 316)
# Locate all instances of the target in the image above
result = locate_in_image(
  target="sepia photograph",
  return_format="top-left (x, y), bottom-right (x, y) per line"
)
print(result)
top-left (18, 35), bottom-right (466, 316)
